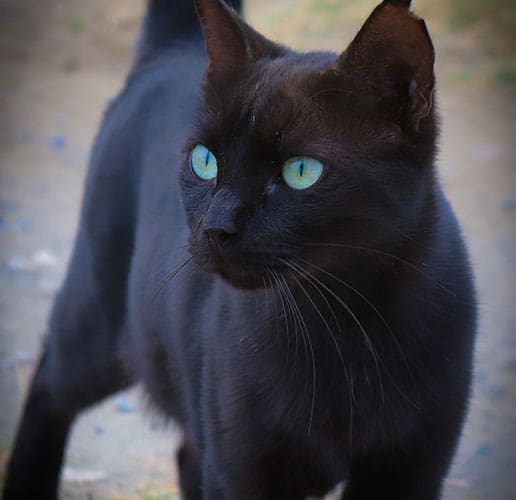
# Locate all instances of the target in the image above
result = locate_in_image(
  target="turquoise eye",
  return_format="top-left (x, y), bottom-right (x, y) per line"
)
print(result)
top-left (191, 144), bottom-right (218, 180)
top-left (281, 157), bottom-right (323, 190)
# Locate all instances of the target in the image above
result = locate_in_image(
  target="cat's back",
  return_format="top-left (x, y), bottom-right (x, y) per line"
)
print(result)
top-left (91, 43), bottom-right (206, 183)
top-left (124, 45), bottom-right (207, 217)
top-left (73, 43), bottom-right (208, 335)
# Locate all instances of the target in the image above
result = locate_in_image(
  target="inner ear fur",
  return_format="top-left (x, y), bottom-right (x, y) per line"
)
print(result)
top-left (336, 0), bottom-right (435, 131)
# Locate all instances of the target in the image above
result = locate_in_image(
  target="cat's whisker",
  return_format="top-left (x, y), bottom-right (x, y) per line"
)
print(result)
top-left (282, 259), bottom-right (353, 394)
top-left (270, 269), bottom-right (292, 379)
top-left (286, 263), bottom-right (355, 443)
top-left (295, 258), bottom-right (421, 411)
top-left (280, 276), bottom-right (317, 435)
top-left (282, 271), bottom-right (317, 436)
top-left (285, 262), bottom-right (355, 456)
top-left (263, 271), bottom-right (279, 345)
top-left (281, 257), bottom-right (386, 408)
top-left (290, 262), bottom-right (342, 335)
top-left (302, 242), bottom-right (456, 296)
top-left (279, 273), bottom-right (306, 393)
top-left (138, 258), bottom-right (192, 314)
top-left (300, 259), bottom-right (422, 407)
top-left (261, 273), bottom-right (268, 308)
top-left (298, 259), bottom-right (405, 365)
top-left (171, 242), bottom-right (191, 251)
top-left (282, 259), bottom-right (358, 452)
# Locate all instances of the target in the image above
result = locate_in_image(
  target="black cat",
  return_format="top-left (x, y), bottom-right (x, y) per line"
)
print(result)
top-left (3, 1), bottom-right (477, 499)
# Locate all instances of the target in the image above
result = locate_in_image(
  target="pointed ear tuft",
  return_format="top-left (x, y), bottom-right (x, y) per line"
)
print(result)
top-left (385, 0), bottom-right (412, 6)
top-left (195, 0), bottom-right (248, 74)
top-left (337, 0), bottom-right (435, 131)
top-left (195, 0), bottom-right (282, 82)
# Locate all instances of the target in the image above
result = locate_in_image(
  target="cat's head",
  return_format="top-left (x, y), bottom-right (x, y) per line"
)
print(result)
top-left (180, 0), bottom-right (437, 289)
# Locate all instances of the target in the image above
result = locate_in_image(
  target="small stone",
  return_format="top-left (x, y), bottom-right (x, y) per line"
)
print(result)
top-left (33, 250), bottom-right (59, 268)
top-left (48, 135), bottom-right (67, 151)
top-left (115, 395), bottom-right (135, 413)
top-left (94, 424), bottom-right (105, 435)
top-left (476, 443), bottom-right (492, 456)
top-left (62, 466), bottom-right (108, 483)
top-left (446, 477), bottom-right (470, 490)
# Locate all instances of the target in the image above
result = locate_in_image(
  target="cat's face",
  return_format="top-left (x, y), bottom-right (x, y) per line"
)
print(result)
top-left (181, 0), bottom-right (436, 289)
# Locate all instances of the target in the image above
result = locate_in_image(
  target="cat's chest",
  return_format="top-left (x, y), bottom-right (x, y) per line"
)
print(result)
top-left (212, 303), bottom-right (414, 440)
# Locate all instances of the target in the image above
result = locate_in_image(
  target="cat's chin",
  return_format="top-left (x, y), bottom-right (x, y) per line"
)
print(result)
top-left (193, 255), bottom-right (268, 290)
top-left (217, 265), bottom-right (266, 290)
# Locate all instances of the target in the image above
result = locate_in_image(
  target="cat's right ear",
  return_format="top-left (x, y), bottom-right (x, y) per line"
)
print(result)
top-left (195, 0), bottom-right (282, 84)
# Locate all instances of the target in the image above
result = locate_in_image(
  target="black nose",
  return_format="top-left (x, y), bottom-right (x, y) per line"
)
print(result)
top-left (202, 188), bottom-right (242, 252)
top-left (204, 226), bottom-right (237, 251)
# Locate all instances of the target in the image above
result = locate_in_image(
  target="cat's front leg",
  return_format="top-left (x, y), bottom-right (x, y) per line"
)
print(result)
top-left (341, 442), bottom-right (453, 500)
top-left (201, 454), bottom-right (227, 500)
top-left (202, 440), bottom-right (310, 500)
top-left (176, 439), bottom-right (203, 500)
top-left (205, 470), bottom-right (304, 500)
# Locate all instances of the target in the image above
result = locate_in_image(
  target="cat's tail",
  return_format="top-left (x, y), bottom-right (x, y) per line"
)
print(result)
top-left (136, 0), bottom-right (243, 63)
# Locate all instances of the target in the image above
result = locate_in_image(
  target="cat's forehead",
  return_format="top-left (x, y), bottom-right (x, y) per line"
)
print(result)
top-left (200, 50), bottom-right (390, 155)
top-left (239, 54), bottom-right (336, 131)
top-left (251, 54), bottom-right (333, 105)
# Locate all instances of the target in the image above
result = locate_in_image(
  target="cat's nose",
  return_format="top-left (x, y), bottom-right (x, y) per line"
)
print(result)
top-left (202, 189), bottom-right (242, 251)
top-left (204, 225), bottom-right (237, 250)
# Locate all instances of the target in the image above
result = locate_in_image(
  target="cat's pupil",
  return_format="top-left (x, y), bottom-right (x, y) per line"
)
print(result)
top-left (205, 151), bottom-right (210, 166)
top-left (299, 161), bottom-right (304, 177)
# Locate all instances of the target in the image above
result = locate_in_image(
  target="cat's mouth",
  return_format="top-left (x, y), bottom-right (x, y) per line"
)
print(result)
top-left (190, 236), bottom-right (285, 289)
top-left (216, 262), bottom-right (270, 289)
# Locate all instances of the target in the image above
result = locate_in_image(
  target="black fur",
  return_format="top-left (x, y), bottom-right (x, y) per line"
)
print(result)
top-left (137, 0), bottom-right (242, 62)
top-left (3, 1), bottom-right (476, 499)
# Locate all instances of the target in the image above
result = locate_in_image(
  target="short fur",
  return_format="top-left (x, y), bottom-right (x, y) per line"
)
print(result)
top-left (3, 1), bottom-right (476, 499)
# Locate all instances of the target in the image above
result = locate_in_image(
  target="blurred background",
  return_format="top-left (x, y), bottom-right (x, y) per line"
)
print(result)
top-left (0, 0), bottom-right (515, 498)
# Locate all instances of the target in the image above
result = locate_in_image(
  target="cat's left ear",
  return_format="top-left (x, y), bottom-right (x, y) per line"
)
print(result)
top-left (195, 0), bottom-right (282, 83)
top-left (336, 0), bottom-right (435, 131)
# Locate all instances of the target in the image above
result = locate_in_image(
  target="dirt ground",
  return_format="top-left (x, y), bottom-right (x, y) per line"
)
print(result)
top-left (0, 0), bottom-right (515, 498)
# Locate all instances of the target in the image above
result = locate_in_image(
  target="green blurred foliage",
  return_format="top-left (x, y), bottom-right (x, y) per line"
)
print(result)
top-left (66, 16), bottom-right (86, 34)
top-left (248, 0), bottom-right (516, 86)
